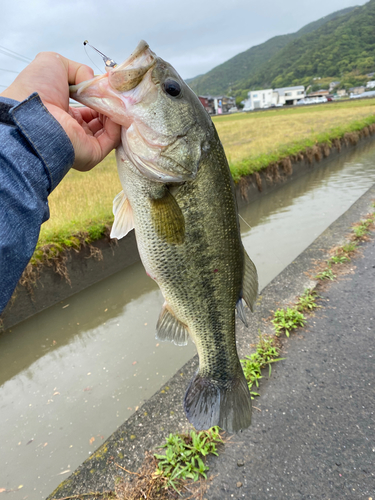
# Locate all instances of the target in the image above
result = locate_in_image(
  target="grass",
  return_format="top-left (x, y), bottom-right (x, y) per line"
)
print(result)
top-left (271, 307), bottom-right (306, 337)
top-left (114, 428), bottom-right (223, 499)
top-left (240, 334), bottom-right (284, 397)
top-left (314, 210), bottom-right (375, 282)
top-left (154, 427), bottom-right (222, 490)
top-left (215, 101), bottom-right (375, 181)
top-left (271, 288), bottom-right (321, 338)
top-left (38, 154), bottom-right (121, 249)
top-left (37, 98), bottom-right (375, 257)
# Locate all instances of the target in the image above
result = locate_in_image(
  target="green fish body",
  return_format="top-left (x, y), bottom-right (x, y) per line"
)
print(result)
top-left (70, 41), bottom-right (258, 432)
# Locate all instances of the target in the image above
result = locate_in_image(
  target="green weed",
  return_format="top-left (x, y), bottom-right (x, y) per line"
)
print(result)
top-left (341, 242), bottom-right (358, 253)
top-left (296, 289), bottom-right (320, 311)
top-left (241, 335), bottom-right (284, 396)
top-left (329, 255), bottom-right (350, 264)
top-left (352, 218), bottom-right (373, 238)
top-left (154, 427), bottom-right (223, 492)
top-left (271, 307), bottom-right (306, 337)
top-left (315, 268), bottom-right (336, 281)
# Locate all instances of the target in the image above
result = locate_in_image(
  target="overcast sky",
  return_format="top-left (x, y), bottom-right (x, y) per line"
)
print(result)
top-left (0, 0), bottom-right (369, 89)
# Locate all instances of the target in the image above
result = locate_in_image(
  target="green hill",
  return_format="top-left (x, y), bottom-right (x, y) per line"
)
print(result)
top-left (187, 4), bottom-right (374, 97)
top-left (238, 0), bottom-right (375, 91)
top-left (188, 33), bottom-right (296, 96)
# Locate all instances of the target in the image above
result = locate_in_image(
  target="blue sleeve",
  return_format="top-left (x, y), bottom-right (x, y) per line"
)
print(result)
top-left (0, 93), bottom-right (75, 314)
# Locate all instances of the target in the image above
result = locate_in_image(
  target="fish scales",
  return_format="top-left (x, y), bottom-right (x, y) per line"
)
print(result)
top-left (123, 134), bottom-right (243, 370)
top-left (70, 40), bottom-right (258, 432)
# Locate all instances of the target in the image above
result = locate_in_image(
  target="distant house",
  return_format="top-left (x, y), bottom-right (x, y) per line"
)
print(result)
top-left (329, 81), bottom-right (340, 91)
top-left (198, 95), bottom-right (236, 114)
top-left (199, 96), bottom-right (215, 114)
top-left (274, 86), bottom-right (305, 105)
top-left (350, 89), bottom-right (375, 99)
top-left (366, 80), bottom-right (375, 89)
top-left (242, 86), bottom-right (305, 110)
top-left (307, 89), bottom-right (330, 98)
top-left (336, 89), bottom-right (347, 97)
top-left (349, 86), bottom-right (365, 95)
top-left (217, 96), bottom-right (236, 114)
top-left (242, 89), bottom-right (277, 111)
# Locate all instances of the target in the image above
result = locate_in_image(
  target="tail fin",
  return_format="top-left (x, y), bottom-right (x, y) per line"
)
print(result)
top-left (184, 372), bottom-right (252, 433)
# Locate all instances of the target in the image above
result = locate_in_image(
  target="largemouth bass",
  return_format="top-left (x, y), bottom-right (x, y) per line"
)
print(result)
top-left (70, 41), bottom-right (258, 432)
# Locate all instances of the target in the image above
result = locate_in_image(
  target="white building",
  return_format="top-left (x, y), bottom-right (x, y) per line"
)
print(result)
top-left (366, 80), bottom-right (375, 89)
top-left (242, 89), bottom-right (278, 111)
top-left (274, 86), bottom-right (305, 105)
top-left (243, 86), bottom-right (305, 110)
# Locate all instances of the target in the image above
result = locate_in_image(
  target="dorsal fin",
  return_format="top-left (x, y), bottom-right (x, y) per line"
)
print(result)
top-left (242, 249), bottom-right (258, 312)
top-left (156, 303), bottom-right (189, 346)
top-left (110, 190), bottom-right (134, 240)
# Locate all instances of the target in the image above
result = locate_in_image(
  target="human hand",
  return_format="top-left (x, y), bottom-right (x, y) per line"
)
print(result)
top-left (0, 52), bottom-right (121, 171)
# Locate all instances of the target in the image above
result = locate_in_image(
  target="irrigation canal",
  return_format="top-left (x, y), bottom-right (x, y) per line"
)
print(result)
top-left (1, 138), bottom-right (375, 499)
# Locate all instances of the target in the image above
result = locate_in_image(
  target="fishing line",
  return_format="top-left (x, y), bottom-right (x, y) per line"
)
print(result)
top-left (0, 44), bottom-right (32, 63)
top-left (83, 40), bottom-right (117, 73)
top-left (0, 68), bottom-right (19, 73)
top-left (83, 43), bottom-right (104, 74)
top-left (239, 213), bottom-right (252, 229)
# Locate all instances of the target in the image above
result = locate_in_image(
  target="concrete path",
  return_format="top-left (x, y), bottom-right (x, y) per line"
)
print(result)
top-left (204, 235), bottom-right (374, 499)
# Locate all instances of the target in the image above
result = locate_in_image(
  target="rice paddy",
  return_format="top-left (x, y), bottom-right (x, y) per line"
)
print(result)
top-left (39, 98), bottom-right (375, 247)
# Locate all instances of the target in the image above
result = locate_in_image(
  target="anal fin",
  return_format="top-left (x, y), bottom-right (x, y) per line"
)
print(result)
top-left (236, 298), bottom-right (248, 327)
top-left (156, 303), bottom-right (189, 346)
top-left (242, 249), bottom-right (258, 312)
top-left (110, 190), bottom-right (134, 240)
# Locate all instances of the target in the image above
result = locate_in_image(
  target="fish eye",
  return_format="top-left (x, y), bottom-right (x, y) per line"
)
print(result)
top-left (163, 79), bottom-right (181, 97)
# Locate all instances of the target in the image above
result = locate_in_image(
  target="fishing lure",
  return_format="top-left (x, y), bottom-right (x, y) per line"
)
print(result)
top-left (83, 40), bottom-right (117, 70)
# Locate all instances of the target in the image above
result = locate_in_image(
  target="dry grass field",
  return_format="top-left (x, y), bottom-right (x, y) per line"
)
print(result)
top-left (214, 99), bottom-right (375, 165)
top-left (39, 98), bottom-right (375, 247)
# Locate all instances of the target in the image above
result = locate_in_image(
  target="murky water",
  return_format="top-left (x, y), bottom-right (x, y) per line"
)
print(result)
top-left (1, 139), bottom-right (375, 499)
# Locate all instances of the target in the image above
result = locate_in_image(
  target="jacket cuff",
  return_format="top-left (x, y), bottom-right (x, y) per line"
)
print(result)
top-left (9, 92), bottom-right (75, 192)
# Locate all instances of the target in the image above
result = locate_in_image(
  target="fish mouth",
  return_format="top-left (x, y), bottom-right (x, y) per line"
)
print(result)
top-left (70, 41), bottom-right (201, 183)
top-left (69, 40), bottom-right (156, 125)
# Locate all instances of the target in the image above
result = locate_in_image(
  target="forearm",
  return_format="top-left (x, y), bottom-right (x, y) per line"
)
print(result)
top-left (0, 93), bottom-right (75, 314)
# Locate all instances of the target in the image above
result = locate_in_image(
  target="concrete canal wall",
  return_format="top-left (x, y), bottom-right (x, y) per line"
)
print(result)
top-left (1, 126), bottom-right (375, 331)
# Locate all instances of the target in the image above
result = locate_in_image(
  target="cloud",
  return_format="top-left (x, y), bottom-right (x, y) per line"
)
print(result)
top-left (0, 0), bottom-right (369, 89)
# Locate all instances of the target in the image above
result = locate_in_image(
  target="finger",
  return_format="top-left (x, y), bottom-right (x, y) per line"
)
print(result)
top-left (71, 106), bottom-right (99, 123)
top-left (87, 117), bottom-right (104, 136)
top-left (95, 119), bottom-right (121, 157)
top-left (56, 54), bottom-right (95, 85)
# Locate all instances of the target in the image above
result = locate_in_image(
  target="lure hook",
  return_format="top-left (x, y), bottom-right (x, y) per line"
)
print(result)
top-left (83, 40), bottom-right (117, 68)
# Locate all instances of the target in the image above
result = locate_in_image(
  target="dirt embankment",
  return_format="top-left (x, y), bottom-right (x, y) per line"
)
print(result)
top-left (236, 124), bottom-right (375, 208)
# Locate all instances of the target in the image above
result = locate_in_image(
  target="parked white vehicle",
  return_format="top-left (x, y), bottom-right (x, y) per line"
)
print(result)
top-left (296, 96), bottom-right (327, 105)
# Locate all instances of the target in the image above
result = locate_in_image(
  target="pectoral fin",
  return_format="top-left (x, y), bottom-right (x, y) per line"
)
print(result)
top-left (150, 189), bottom-right (185, 245)
top-left (156, 303), bottom-right (189, 346)
top-left (242, 249), bottom-right (258, 312)
top-left (110, 191), bottom-right (134, 239)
